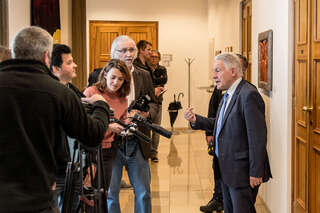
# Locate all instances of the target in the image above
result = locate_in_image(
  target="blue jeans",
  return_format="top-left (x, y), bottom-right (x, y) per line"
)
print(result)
top-left (107, 138), bottom-right (151, 213)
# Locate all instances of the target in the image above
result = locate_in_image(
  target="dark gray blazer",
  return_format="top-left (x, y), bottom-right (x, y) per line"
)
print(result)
top-left (132, 66), bottom-right (158, 159)
top-left (192, 79), bottom-right (272, 188)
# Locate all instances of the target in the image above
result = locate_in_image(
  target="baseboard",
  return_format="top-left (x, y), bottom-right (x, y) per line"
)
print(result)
top-left (257, 195), bottom-right (272, 213)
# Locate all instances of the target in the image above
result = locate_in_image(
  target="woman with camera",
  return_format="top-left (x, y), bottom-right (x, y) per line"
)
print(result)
top-left (83, 59), bottom-right (131, 199)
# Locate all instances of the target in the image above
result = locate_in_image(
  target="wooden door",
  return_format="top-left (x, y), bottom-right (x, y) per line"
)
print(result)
top-left (309, 0), bottom-right (320, 212)
top-left (293, 0), bottom-right (320, 212)
top-left (89, 21), bottom-right (158, 73)
top-left (294, 1), bottom-right (310, 212)
top-left (241, 0), bottom-right (252, 82)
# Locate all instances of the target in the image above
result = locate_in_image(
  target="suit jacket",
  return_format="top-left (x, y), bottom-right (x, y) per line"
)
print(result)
top-left (206, 86), bottom-right (223, 136)
top-left (192, 79), bottom-right (272, 188)
top-left (132, 65), bottom-right (158, 159)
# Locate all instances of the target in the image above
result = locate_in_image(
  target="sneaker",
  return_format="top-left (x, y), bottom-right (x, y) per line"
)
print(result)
top-left (199, 197), bottom-right (224, 212)
top-left (151, 156), bottom-right (159, 163)
top-left (120, 180), bottom-right (132, 189)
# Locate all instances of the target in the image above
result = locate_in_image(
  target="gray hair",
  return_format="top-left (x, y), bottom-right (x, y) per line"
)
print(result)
top-left (110, 35), bottom-right (137, 59)
top-left (151, 50), bottom-right (161, 59)
top-left (0, 45), bottom-right (11, 62)
top-left (11, 26), bottom-right (53, 61)
top-left (215, 53), bottom-right (243, 76)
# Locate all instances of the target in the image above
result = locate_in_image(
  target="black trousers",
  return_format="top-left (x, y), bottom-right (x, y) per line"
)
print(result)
top-left (212, 155), bottom-right (223, 201)
top-left (101, 144), bottom-right (117, 191)
top-left (221, 181), bottom-right (259, 213)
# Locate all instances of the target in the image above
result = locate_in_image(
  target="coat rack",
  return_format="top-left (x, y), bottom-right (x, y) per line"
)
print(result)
top-left (185, 57), bottom-right (195, 108)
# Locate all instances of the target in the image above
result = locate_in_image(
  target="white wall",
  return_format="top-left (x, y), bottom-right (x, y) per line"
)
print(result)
top-left (252, 0), bottom-right (293, 213)
top-left (87, 0), bottom-right (210, 129)
top-left (8, 0), bottom-right (30, 43)
top-left (208, 0), bottom-right (241, 54)
top-left (7, 0), bottom-right (72, 47)
top-left (60, 0), bottom-right (72, 46)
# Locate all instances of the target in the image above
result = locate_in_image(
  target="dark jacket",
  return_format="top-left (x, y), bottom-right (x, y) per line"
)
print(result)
top-left (0, 59), bottom-right (110, 212)
top-left (133, 58), bottom-right (168, 103)
top-left (152, 64), bottom-right (168, 87)
top-left (191, 80), bottom-right (272, 187)
top-left (133, 57), bottom-right (153, 81)
top-left (56, 82), bottom-right (85, 177)
top-left (132, 66), bottom-right (158, 159)
top-left (205, 86), bottom-right (222, 136)
top-left (152, 64), bottom-right (168, 104)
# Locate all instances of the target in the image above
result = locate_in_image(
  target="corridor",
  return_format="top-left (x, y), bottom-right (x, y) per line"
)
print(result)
top-left (118, 130), bottom-right (270, 213)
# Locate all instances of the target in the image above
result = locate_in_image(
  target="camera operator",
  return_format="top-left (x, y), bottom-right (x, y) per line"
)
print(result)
top-left (50, 43), bottom-right (83, 212)
top-left (107, 35), bottom-right (157, 213)
top-left (0, 26), bottom-right (110, 213)
top-left (83, 59), bottom-right (131, 210)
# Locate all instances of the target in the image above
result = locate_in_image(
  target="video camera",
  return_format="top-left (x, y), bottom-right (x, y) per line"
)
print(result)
top-left (126, 94), bottom-right (172, 141)
top-left (128, 95), bottom-right (151, 112)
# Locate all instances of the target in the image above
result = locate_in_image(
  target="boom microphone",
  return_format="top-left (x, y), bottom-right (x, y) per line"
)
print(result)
top-left (131, 114), bottom-right (172, 139)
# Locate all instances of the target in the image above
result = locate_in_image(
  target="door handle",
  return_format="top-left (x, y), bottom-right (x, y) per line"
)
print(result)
top-left (302, 106), bottom-right (313, 112)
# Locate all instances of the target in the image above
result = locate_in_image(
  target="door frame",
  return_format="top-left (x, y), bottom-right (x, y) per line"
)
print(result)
top-left (89, 20), bottom-right (159, 73)
top-left (240, 0), bottom-right (252, 82)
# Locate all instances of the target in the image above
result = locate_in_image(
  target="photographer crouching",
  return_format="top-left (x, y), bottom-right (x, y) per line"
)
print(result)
top-left (0, 26), bottom-right (110, 213)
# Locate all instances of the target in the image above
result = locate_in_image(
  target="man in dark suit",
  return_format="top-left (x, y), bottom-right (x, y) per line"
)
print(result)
top-left (185, 53), bottom-right (272, 213)
top-left (107, 35), bottom-right (157, 213)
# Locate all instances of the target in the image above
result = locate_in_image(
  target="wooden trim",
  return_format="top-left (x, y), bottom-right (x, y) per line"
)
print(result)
top-left (72, 0), bottom-right (87, 90)
top-left (314, 0), bottom-right (319, 41)
top-left (296, 135), bottom-right (307, 144)
top-left (298, 120), bottom-right (307, 128)
top-left (292, 2), bottom-right (297, 212)
top-left (313, 145), bottom-right (320, 152)
top-left (89, 20), bottom-right (159, 48)
top-left (0, 0), bottom-right (9, 46)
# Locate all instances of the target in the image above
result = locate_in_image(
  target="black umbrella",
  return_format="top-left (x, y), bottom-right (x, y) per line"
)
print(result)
top-left (168, 92), bottom-right (184, 128)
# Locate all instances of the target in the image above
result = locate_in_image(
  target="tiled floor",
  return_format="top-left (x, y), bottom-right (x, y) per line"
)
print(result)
top-left (119, 130), bottom-right (270, 213)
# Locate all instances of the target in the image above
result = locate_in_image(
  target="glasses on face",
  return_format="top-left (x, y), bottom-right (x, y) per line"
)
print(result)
top-left (150, 56), bottom-right (160, 59)
top-left (116, 48), bottom-right (136, 54)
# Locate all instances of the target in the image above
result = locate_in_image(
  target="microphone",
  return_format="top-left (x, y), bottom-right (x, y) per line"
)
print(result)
top-left (132, 114), bottom-right (172, 139)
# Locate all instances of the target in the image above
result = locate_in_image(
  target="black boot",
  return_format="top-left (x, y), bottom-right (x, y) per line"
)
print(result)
top-left (200, 197), bottom-right (224, 213)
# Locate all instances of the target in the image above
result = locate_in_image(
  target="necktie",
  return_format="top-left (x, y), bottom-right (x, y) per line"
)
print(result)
top-left (215, 93), bottom-right (229, 157)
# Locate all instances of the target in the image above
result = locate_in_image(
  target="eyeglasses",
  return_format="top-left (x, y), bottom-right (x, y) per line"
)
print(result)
top-left (150, 56), bottom-right (160, 59)
top-left (116, 48), bottom-right (136, 54)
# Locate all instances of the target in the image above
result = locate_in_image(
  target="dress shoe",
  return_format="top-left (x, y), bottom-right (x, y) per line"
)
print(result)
top-left (200, 197), bottom-right (223, 212)
top-left (120, 180), bottom-right (132, 189)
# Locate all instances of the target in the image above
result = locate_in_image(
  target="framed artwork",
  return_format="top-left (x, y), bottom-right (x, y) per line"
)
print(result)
top-left (258, 29), bottom-right (273, 91)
